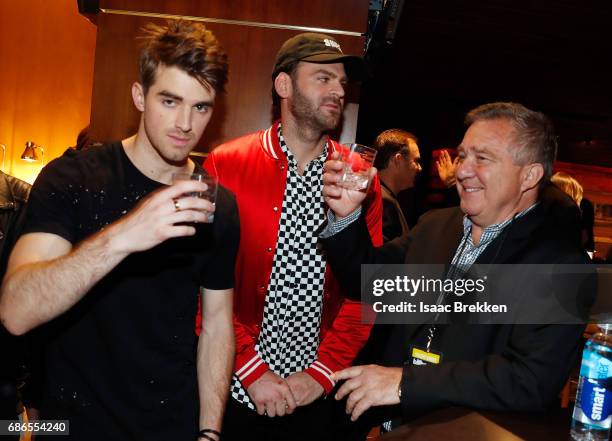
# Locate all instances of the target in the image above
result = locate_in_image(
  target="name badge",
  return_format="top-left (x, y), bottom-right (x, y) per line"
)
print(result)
top-left (410, 346), bottom-right (443, 366)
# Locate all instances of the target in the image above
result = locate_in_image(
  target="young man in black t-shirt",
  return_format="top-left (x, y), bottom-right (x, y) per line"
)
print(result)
top-left (0, 21), bottom-right (237, 441)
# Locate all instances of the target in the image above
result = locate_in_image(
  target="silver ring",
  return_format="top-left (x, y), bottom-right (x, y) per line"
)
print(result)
top-left (173, 199), bottom-right (181, 212)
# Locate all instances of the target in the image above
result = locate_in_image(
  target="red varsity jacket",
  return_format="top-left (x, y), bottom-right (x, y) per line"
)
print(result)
top-left (203, 121), bottom-right (383, 393)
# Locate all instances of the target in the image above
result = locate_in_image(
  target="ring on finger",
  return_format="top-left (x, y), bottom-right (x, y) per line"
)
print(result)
top-left (173, 199), bottom-right (181, 212)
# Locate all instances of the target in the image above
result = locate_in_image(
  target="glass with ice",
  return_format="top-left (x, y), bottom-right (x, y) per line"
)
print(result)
top-left (338, 143), bottom-right (377, 191)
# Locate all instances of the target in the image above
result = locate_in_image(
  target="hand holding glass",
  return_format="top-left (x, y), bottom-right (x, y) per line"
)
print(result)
top-left (337, 144), bottom-right (377, 191)
top-left (171, 172), bottom-right (218, 223)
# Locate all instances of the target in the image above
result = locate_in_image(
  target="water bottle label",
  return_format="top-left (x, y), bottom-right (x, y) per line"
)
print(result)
top-left (579, 378), bottom-right (612, 427)
top-left (579, 346), bottom-right (612, 379)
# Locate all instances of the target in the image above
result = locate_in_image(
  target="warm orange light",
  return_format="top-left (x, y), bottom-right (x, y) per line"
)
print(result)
top-left (20, 141), bottom-right (41, 162)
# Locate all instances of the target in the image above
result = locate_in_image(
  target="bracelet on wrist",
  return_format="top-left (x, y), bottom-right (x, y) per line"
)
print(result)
top-left (197, 428), bottom-right (221, 441)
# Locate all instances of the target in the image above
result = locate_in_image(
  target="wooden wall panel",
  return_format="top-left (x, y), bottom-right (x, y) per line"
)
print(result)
top-left (100, 0), bottom-right (369, 34)
top-left (0, 0), bottom-right (96, 183)
top-left (90, 6), bottom-right (367, 150)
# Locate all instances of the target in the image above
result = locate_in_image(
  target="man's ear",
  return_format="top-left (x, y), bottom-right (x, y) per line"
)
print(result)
top-left (391, 152), bottom-right (403, 167)
top-left (132, 82), bottom-right (146, 112)
top-left (521, 163), bottom-right (544, 191)
top-left (274, 73), bottom-right (292, 100)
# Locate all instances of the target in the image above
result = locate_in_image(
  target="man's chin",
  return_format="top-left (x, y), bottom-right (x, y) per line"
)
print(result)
top-left (321, 115), bottom-right (342, 132)
top-left (161, 148), bottom-right (192, 166)
top-left (459, 201), bottom-right (480, 217)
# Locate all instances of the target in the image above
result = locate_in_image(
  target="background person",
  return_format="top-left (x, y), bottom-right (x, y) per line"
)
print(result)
top-left (373, 129), bottom-right (421, 242)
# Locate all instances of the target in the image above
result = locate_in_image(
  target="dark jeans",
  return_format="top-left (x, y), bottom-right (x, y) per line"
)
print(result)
top-left (222, 397), bottom-right (333, 441)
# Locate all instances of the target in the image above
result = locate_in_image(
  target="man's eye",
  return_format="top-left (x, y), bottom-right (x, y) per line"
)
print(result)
top-left (162, 99), bottom-right (176, 107)
top-left (318, 76), bottom-right (330, 83)
top-left (194, 104), bottom-right (209, 113)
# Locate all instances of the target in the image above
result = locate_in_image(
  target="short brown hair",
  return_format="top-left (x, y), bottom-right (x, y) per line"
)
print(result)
top-left (139, 20), bottom-right (228, 95)
top-left (271, 60), bottom-right (300, 120)
top-left (373, 129), bottom-right (418, 170)
top-left (465, 102), bottom-right (557, 181)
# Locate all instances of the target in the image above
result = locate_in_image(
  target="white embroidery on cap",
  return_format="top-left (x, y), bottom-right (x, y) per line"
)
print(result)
top-left (323, 38), bottom-right (342, 52)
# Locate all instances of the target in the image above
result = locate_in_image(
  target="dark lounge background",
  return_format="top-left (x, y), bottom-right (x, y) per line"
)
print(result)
top-left (0, 0), bottom-right (609, 254)
top-left (356, 0), bottom-right (612, 253)
top-left (358, 0), bottom-right (612, 166)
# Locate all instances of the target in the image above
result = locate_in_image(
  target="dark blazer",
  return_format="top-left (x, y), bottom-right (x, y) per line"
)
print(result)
top-left (380, 182), bottom-right (409, 243)
top-left (322, 203), bottom-right (589, 420)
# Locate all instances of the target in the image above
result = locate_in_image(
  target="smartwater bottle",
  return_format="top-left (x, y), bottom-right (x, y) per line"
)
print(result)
top-left (571, 323), bottom-right (612, 440)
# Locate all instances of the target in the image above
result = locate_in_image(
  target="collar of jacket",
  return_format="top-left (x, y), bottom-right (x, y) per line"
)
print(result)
top-left (259, 120), bottom-right (340, 162)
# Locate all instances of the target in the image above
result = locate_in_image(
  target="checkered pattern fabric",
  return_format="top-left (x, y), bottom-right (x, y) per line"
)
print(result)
top-left (383, 203), bottom-right (539, 432)
top-left (319, 206), bottom-right (363, 238)
top-left (450, 203), bottom-right (538, 270)
top-left (230, 124), bottom-right (329, 410)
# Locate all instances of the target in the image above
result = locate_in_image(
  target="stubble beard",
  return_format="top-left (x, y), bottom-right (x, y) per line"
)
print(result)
top-left (289, 86), bottom-right (342, 133)
top-left (143, 119), bottom-right (193, 166)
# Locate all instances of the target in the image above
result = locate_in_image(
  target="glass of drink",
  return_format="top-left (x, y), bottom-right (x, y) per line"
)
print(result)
top-left (337, 143), bottom-right (377, 191)
top-left (171, 172), bottom-right (218, 223)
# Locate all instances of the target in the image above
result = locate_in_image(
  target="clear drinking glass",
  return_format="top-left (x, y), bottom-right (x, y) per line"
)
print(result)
top-left (171, 172), bottom-right (218, 223)
top-left (337, 143), bottom-right (377, 191)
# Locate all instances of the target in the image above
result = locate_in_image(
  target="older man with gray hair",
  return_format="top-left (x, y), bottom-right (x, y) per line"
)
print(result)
top-left (321, 102), bottom-right (589, 438)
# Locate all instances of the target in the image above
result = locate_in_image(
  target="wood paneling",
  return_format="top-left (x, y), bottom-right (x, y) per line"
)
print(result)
top-left (0, 0), bottom-right (96, 183)
top-left (100, 0), bottom-right (368, 34)
top-left (89, 4), bottom-right (367, 150)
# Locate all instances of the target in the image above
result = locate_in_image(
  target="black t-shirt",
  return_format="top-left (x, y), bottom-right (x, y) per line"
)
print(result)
top-left (23, 142), bottom-right (239, 441)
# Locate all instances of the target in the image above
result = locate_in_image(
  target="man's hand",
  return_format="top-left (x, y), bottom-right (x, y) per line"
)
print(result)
top-left (323, 152), bottom-right (377, 219)
top-left (107, 180), bottom-right (215, 255)
top-left (0, 179), bottom-right (217, 336)
top-left (333, 365), bottom-right (402, 421)
top-left (435, 150), bottom-right (458, 188)
top-left (246, 371), bottom-right (297, 417)
top-left (286, 372), bottom-right (324, 407)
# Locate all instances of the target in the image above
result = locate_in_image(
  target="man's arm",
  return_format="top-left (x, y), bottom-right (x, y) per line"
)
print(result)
top-left (197, 288), bottom-right (234, 437)
top-left (321, 154), bottom-right (409, 296)
top-left (334, 324), bottom-right (584, 420)
top-left (398, 324), bottom-right (584, 416)
top-left (0, 180), bottom-right (214, 335)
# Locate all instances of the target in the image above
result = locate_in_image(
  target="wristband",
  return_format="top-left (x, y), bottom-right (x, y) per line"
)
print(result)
top-left (197, 428), bottom-right (221, 441)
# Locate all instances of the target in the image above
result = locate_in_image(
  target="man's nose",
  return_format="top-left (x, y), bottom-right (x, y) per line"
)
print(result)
top-left (175, 106), bottom-right (192, 132)
top-left (455, 157), bottom-right (473, 180)
top-left (330, 80), bottom-right (345, 99)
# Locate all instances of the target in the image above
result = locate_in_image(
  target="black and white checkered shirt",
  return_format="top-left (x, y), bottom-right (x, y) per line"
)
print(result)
top-left (230, 124), bottom-right (329, 410)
